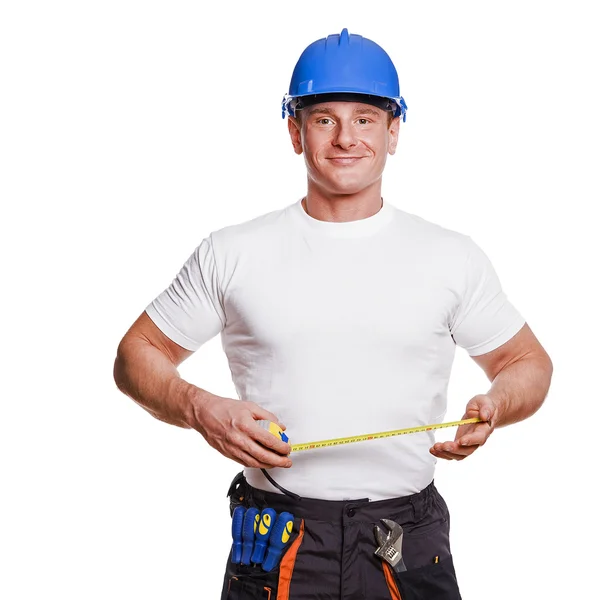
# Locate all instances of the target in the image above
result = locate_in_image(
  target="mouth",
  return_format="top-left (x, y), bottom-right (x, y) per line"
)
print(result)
top-left (326, 157), bottom-right (366, 165)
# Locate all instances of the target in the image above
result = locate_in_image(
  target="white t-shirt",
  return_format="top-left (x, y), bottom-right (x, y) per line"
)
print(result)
top-left (145, 198), bottom-right (526, 501)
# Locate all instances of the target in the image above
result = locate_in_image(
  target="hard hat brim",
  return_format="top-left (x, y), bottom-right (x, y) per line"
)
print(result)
top-left (282, 92), bottom-right (407, 122)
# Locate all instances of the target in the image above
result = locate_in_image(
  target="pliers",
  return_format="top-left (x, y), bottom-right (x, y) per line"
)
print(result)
top-left (373, 518), bottom-right (407, 572)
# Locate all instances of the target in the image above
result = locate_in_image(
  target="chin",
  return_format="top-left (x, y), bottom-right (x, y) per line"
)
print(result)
top-left (330, 187), bottom-right (366, 196)
top-left (326, 179), bottom-right (373, 195)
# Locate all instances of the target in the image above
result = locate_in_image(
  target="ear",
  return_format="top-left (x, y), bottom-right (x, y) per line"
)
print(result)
top-left (387, 116), bottom-right (400, 155)
top-left (287, 116), bottom-right (303, 155)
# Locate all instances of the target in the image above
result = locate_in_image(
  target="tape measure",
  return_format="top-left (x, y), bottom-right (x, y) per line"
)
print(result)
top-left (258, 418), bottom-right (484, 453)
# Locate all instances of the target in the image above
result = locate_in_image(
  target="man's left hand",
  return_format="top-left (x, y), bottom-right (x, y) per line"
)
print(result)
top-left (429, 394), bottom-right (497, 461)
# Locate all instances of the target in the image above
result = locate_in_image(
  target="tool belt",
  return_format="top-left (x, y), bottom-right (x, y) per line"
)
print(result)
top-left (221, 472), bottom-right (461, 600)
top-left (222, 472), bottom-right (305, 600)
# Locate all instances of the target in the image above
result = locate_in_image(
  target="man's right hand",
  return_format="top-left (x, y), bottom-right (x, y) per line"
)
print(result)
top-left (189, 395), bottom-right (293, 469)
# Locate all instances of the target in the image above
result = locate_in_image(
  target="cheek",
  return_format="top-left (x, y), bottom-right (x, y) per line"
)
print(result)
top-left (355, 128), bottom-right (386, 151)
top-left (369, 137), bottom-right (390, 161)
top-left (303, 138), bottom-right (328, 166)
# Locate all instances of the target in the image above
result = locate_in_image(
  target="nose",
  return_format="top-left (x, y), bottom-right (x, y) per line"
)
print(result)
top-left (332, 120), bottom-right (357, 150)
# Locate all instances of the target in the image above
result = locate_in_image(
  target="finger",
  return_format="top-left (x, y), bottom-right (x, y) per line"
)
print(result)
top-left (431, 442), bottom-right (478, 460)
top-left (457, 423), bottom-right (494, 447)
top-left (258, 432), bottom-right (292, 456)
top-left (432, 441), bottom-right (464, 454)
top-left (456, 413), bottom-right (494, 439)
top-left (207, 436), bottom-right (267, 468)
top-left (232, 449), bottom-right (278, 470)
top-left (463, 395), bottom-right (496, 424)
top-left (429, 447), bottom-right (455, 461)
top-left (225, 429), bottom-right (292, 467)
top-left (232, 442), bottom-right (292, 469)
top-left (479, 404), bottom-right (496, 426)
top-left (430, 448), bottom-right (471, 461)
top-left (233, 418), bottom-right (282, 450)
top-left (246, 402), bottom-right (287, 430)
top-left (244, 437), bottom-right (293, 468)
top-left (453, 423), bottom-right (478, 442)
top-left (247, 421), bottom-right (292, 455)
top-left (457, 434), bottom-right (487, 448)
top-left (440, 450), bottom-right (470, 461)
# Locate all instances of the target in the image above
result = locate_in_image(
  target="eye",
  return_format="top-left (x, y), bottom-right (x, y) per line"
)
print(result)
top-left (317, 118), bottom-right (333, 125)
top-left (357, 118), bottom-right (370, 125)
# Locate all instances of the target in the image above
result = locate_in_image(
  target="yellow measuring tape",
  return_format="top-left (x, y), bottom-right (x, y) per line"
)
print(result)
top-left (290, 417), bottom-right (483, 453)
top-left (259, 418), bottom-right (484, 453)
top-left (256, 417), bottom-right (485, 452)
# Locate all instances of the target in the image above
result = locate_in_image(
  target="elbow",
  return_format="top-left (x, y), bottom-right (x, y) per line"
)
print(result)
top-left (113, 351), bottom-right (125, 393)
top-left (538, 353), bottom-right (554, 409)
top-left (113, 337), bottom-right (132, 393)
top-left (541, 351), bottom-right (554, 384)
top-left (546, 354), bottom-right (554, 393)
top-left (532, 347), bottom-right (553, 381)
top-left (113, 355), bottom-right (124, 392)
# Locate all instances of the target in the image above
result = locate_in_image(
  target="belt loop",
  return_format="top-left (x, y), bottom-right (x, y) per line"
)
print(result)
top-left (226, 471), bottom-right (246, 499)
top-left (410, 484), bottom-right (429, 522)
top-left (409, 495), bottom-right (419, 522)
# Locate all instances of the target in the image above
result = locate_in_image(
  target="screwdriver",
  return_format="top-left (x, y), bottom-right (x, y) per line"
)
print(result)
top-left (230, 506), bottom-right (246, 563)
top-left (262, 511), bottom-right (295, 572)
top-left (241, 507), bottom-right (260, 565)
top-left (250, 507), bottom-right (277, 565)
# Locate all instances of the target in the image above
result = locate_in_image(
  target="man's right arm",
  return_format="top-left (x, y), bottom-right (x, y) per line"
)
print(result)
top-left (112, 311), bottom-right (293, 469)
top-left (113, 310), bottom-right (208, 428)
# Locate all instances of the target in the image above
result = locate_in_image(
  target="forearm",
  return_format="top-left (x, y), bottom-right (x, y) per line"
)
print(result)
top-left (113, 337), bottom-right (214, 428)
top-left (486, 354), bottom-right (553, 428)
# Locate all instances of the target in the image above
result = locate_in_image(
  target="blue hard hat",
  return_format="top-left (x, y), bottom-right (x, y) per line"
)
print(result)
top-left (282, 28), bottom-right (407, 122)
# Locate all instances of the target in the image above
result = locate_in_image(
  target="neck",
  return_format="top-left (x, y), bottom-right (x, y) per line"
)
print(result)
top-left (303, 179), bottom-right (384, 223)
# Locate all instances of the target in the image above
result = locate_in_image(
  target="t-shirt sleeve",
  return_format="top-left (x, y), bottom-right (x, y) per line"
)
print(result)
top-left (449, 236), bottom-right (526, 356)
top-left (144, 235), bottom-right (226, 352)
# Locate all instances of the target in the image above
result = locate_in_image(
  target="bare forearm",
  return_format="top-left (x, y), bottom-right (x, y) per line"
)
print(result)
top-left (486, 354), bottom-right (553, 428)
top-left (113, 338), bottom-right (213, 428)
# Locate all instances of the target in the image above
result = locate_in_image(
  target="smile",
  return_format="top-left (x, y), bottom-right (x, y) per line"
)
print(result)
top-left (327, 157), bottom-right (365, 165)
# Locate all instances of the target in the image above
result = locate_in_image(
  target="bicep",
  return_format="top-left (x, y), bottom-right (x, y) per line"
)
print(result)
top-left (470, 322), bottom-right (551, 381)
top-left (121, 310), bottom-right (194, 367)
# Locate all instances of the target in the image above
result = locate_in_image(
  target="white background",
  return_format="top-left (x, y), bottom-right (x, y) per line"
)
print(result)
top-left (1, 0), bottom-right (598, 598)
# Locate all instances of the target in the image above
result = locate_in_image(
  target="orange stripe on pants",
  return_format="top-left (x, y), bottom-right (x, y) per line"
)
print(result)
top-left (276, 519), bottom-right (305, 600)
top-left (382, 561), bottom-right (402, 600)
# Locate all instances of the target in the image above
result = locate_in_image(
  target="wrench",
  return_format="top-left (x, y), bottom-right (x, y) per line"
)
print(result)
top-left (373, 518), bottom-right (407, 572)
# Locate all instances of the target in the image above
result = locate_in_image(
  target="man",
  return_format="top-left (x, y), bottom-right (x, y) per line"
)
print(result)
top-left (113, 28), bottom-right (552, 599)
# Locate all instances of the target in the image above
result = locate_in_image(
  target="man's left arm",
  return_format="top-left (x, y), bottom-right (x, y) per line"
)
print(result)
top-left (430, 322), bottom-right (553, 460)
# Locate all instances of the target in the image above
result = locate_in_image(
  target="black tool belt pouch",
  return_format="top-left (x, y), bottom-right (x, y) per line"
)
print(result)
top-left (221, 471), bottom-right (304, 600)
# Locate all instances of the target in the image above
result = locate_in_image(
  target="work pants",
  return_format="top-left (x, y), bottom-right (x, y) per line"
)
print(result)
top-left (220, 471), bottom-right (462, 600)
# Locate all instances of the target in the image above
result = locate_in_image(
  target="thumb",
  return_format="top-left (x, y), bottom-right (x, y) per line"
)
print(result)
top-left (248, 403), bottom-right (286, 430)
top-left (474, 395), bottom-right (494, 423)
top-left (465, 394), bottom-right (489, 417)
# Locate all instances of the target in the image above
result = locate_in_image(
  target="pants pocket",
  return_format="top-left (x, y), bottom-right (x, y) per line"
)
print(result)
top-left (225, 566), bottom-right (278, 600)
top-left (382, 555), bottom-right (462, 600)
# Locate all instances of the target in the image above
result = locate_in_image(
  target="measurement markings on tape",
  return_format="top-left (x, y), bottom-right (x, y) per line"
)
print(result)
top-left (289, 418), bottom-right (484, 453)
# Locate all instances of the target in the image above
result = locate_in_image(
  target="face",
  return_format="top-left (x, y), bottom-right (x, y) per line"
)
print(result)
top-left (288, 101), bottom-right (400, 196)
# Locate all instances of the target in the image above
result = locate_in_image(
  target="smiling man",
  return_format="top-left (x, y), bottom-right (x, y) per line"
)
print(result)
top-left (113, 28), bottom-right (553, 599)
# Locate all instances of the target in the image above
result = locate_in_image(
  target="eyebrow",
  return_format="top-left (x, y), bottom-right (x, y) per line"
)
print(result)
top-left (306, 106), bottom-right (382, 118)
